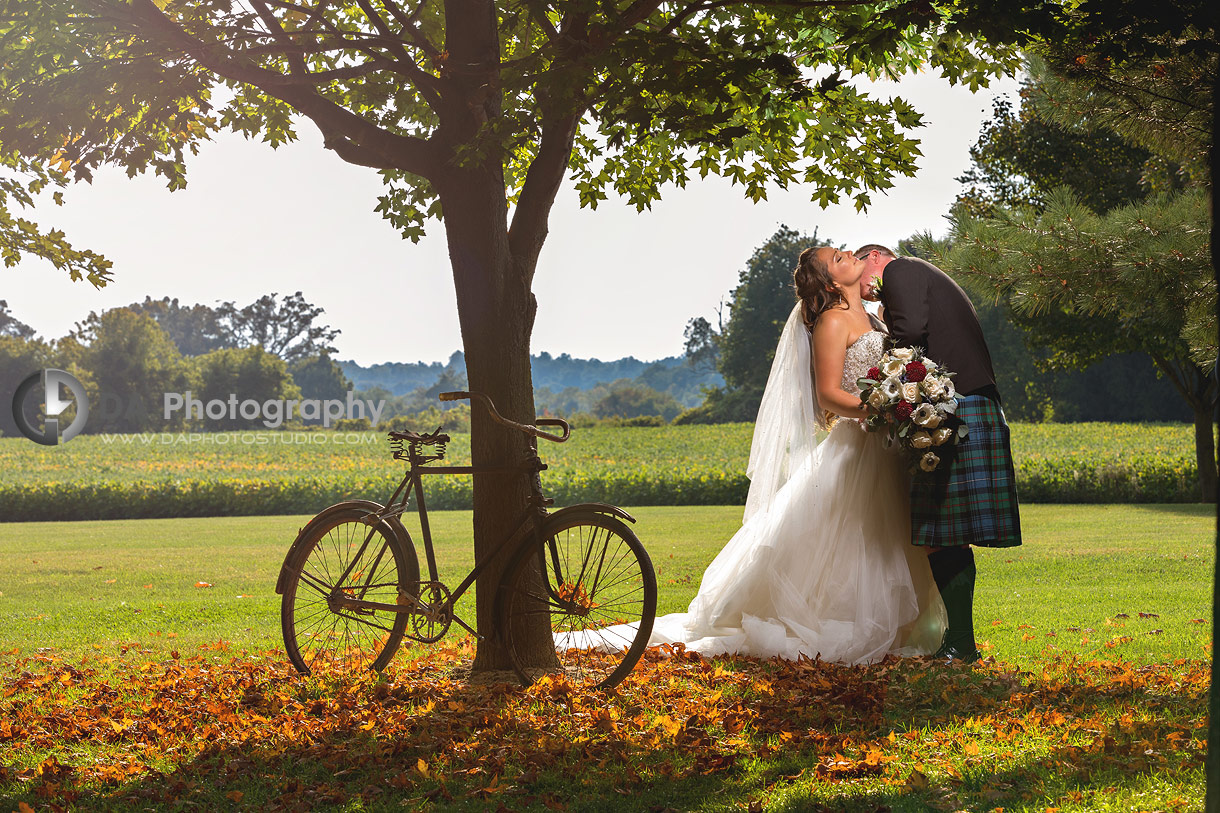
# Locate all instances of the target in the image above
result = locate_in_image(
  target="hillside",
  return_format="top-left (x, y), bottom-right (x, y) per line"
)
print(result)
top-left (338, 350), bottom-right (723, 407)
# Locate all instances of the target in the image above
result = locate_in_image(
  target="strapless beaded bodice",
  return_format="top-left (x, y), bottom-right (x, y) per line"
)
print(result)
top-left (841, 331), bottom-right (885, 396)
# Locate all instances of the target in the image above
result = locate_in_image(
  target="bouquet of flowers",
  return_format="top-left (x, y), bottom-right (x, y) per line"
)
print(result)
top-left (856, 347), bottom-right (967, 472)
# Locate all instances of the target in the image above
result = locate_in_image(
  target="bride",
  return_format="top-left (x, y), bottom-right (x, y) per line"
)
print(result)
top-left (647, 245), bottom-right (945, 663)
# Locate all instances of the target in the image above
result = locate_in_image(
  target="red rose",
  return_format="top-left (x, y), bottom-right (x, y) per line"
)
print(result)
top-left (905, 361), bottom-right (928, 383)
top-left (867, 366), bottom-right (881, 381)
top-left (894, 401), bottom-right (914, 421)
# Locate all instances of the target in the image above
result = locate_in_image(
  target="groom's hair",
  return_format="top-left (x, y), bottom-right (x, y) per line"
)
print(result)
top-left (854, 244), bottom-right (896, 258)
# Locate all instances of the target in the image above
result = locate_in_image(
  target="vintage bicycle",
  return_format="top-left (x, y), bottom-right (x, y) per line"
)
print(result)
top-left (275, 391), bottom-right (657, 689)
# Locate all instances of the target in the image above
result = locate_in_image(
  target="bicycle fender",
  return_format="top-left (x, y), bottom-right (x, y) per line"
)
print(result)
top-left (274, 500), bottom-right (410, 594)
top-left (549, 502), bottom-right (636, 524)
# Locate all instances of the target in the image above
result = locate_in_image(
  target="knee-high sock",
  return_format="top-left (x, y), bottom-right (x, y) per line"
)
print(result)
top-left (928, 546), bottom-right (976, 651)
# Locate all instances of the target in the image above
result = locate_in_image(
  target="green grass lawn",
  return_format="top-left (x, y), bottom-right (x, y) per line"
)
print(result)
top-left (0, 504), bottom-right (1211, 664)
top-left (0, 505), bottom-right (1211, 813)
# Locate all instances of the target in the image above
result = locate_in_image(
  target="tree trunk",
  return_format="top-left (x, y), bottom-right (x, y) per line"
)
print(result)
top-left (436, 171), bottom-right (554, 674)
top-left (425, 0), bottom-right (554, 675)
top-left (1205, 62), bottom-right (1218, 813)
top-left (425, 0), bottom-right (584, 679)
top-left (1195, 403), bottom-right (1218, 503)
top-left (1149, 356), bottom-right (1218, 503)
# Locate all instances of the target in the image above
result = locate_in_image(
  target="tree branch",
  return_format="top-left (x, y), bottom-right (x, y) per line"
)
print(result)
top-left (114, 0), bottom-right (443, 178)
top-left (658, 0), bottom-right (879, 35)
top-left (524, 0), bottom-right (561, 42)
top-left (237, 0), bottom-right (444, 106)
top-left (1150, 352), bottom-right (1203, 409)
top-left (348, 0), bottom-right (445, 106)
top-left (248, 0), bottom-right (310, 76)
top-left (508, 109), bottom-right (582, 284)
top-left (375, 0), bottom-right (444, 60)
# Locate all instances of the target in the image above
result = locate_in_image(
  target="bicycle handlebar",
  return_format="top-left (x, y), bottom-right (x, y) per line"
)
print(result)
top-left (439, 391), bottom-right (571, 443)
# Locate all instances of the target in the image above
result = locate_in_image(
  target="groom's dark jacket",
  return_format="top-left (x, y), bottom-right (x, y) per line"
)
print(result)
top-left (880, 257), bottom-right (1000, 401)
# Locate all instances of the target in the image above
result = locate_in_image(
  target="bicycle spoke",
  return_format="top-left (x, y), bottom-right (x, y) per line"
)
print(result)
top-left (282, 509), bottom-right (414, 676)
top-left (501, 513), bottom-right (656, 690)
top-left (296, 569), bottom-right (335, 599)
top-left (333, 611), bottom-right (396, 635)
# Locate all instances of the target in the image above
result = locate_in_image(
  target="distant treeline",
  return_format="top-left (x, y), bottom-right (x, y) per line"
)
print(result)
top-left (343, 350), bottom-right (716, 397)
top-left (0, 296), bottom-right (724, 437)
top-left (341, 351), bottom-right (723, 429)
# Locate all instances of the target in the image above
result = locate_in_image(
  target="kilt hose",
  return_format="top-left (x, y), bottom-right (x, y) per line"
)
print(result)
top-left (910, 394), bottom-right (1022, 548)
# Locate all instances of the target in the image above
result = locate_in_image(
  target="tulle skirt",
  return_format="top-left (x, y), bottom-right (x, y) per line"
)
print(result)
top-left (648, 420), bottom-right (946, 664)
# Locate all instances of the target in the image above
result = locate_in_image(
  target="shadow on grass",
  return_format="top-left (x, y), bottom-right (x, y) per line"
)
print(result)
top-left (0, 650), bottom-right (1207, 812)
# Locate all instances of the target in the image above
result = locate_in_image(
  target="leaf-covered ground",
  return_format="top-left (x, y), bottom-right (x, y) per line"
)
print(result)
top-left (0, 640), bottom-right (1205, 812)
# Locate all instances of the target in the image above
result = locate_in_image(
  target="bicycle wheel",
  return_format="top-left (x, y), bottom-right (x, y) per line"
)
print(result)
top-left (281, 507), bottom-right (418, 675)
top-left (497, 510), bottom-right (656, 689)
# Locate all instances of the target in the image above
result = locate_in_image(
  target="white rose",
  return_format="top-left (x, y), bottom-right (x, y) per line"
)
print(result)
top-left (937, 398), bottom-right (958, 416)
top-left (880, 377), bottom-right (902, 401)
top-left (923, 358), bottom-right (940, 373)
top-left (867, 388), bottom-right (885, 410)
top-left (901, 382), bottom-right (920, 403)
top-left (932, 426), bottom-right (954, 445)
top-left (911, 403), bottom-right (941, 428)
top-left (880, 356), bottom-right (905, 377)
top-left (921, 377), bottom-right (945, 400)
top-left (910, 430), bottom-right (933, 449)
top-left (919, 451), bottom-right (940, 472)
top-left (891, 347), bottom-right (915, 362)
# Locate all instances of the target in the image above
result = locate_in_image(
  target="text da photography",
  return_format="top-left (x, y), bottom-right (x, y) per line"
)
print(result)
top-left (162, 390), bottom-right (386, 428)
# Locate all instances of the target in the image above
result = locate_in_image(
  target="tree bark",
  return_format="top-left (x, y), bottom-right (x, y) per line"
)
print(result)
top-left (426, 0), bottom-right (560, 674)
top-left (1194, 403), bottom-right (1218, 503)
top-left (1205, 63), bottom-right (1218, 813)
top-left (1150, 355), bottom-right (1218, 501)
top-left (436, 168), bottom-right (551, 673)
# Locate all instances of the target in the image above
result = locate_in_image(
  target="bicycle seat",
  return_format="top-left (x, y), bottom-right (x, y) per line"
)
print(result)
top-left (388, 427), bottom-right (451, 446)
top-left (388, 427), bottom-right (451, 463)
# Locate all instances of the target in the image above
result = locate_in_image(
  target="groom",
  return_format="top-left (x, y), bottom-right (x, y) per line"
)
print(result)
top-left (856, 244), bottom-right (1022, 663)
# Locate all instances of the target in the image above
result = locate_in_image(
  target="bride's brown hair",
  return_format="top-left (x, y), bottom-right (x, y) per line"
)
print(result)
top-left (793, 246), bottom-right (846, 330)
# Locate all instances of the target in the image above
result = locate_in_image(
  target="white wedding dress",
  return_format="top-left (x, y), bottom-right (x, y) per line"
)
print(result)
top-left (645, 305), bottom-right (946, 664)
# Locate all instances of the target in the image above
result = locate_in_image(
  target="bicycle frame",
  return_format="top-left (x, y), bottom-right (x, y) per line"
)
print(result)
top-left (307, 390), bottom-right (632, 641)
top-left (325, 452), bottom-right (549, 638)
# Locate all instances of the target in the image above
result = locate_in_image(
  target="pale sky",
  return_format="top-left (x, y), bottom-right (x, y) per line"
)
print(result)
top-left (2, 71), bottom-right (1020, 367)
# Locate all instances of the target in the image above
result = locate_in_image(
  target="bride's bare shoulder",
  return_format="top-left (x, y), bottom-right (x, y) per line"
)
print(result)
top-left (812, 309), bottom-right (851, 340)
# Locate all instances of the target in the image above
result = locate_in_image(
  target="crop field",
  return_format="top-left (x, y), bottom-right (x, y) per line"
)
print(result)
top-left (0, 422), bottom-right (1206, 520)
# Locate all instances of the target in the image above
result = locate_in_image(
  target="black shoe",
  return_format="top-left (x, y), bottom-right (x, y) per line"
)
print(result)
top-left (928, 548), bottom-right (980, 665)
top-left (932, 641), bottom-right (981, 663)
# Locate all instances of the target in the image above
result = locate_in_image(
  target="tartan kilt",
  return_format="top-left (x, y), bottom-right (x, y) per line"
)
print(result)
top-left (910, 394), bottom-right (1022, 548)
